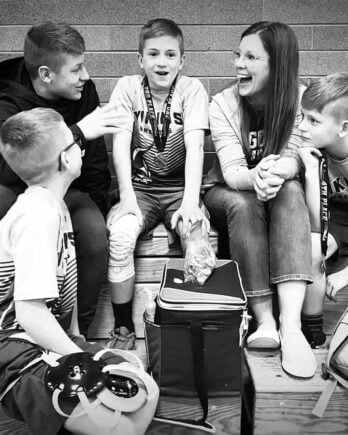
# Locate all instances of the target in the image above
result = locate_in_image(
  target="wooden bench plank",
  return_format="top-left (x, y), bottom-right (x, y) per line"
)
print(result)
top-left (135, 257), bottom-right (168, 282)
top-left (244, 348), bottom-right (348, 434)
top-left (88, 283), bottom-right (160, 339)
top-left (135, 223), bottom-right (218, 256)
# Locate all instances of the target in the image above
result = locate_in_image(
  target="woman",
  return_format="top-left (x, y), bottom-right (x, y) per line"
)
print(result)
top-left (204, 22), bottom-right (316, 378)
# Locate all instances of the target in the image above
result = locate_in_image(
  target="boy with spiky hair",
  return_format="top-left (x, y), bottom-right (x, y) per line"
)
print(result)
top-left (106, 18), bottom-right (209, 349)
top-left (0, 22), bottom-right (118, 337)
top-left (299, 73), bottom-right (348, 348)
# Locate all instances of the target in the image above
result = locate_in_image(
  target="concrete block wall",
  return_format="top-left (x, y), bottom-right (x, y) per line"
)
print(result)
top-left (1, 0), bottom-right (347, 101)
top-left (0, 0), bottom-right (347, 165)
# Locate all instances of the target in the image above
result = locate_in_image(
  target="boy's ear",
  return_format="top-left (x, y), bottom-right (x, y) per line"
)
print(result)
top-left (59, 151), bottom-right (70, 171)
top-left (137, 52), bottom-right (144, 69)
top-left (339, 120), bottom-right (348, 138)
top-left (38, 66), bottom-right (52, 84)
top-left (179, 54), bottom-right (185, 71)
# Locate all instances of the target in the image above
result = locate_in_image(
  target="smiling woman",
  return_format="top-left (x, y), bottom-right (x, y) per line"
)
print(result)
top-left (204, 21), bottom-right (317, 379)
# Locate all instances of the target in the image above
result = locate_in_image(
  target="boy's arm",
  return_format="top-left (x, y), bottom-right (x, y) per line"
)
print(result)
top-left (298, 146), bottom-right (322, 230)
top-left (107, 78), bottom-right (143, 225)
top-left (107, 130), bottom-right (143, 226)
top-left (15, 299), bottom-right (82, 355)
top-left (171, 129), bottom-right (208, 234)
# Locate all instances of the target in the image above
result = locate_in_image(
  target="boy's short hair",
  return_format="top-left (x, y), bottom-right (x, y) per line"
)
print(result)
top-left (24, 21), bottom-right (85, 79)
top-left (0, 108), bottom-right (64, 183)
top-left (302, 73), bottom-right (348, 121)
top-left (138, 18), bottom-right (184, 55)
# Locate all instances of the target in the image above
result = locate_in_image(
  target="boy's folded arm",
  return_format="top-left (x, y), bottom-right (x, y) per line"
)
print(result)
top-left (15, 299), bottom-right (83, 355)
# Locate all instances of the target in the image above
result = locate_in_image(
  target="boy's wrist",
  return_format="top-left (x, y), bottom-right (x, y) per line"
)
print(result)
top-left (305, 167), bottom-right (319, 178)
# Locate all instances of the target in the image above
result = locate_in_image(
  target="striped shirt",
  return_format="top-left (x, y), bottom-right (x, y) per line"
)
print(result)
top-left (0, 186), bottom-right (77, 332)
top-left (110, 75), bottom-right (209, 186)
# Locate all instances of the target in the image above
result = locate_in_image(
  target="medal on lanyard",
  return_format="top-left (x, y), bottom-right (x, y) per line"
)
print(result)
top-left (319, 150), bottom-right (329, 274)
top-left (143, 75), bottom-right (177, 169)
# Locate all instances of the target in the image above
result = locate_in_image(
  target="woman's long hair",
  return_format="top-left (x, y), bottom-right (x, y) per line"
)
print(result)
top-left (238, 21), bottom-right (299, 157)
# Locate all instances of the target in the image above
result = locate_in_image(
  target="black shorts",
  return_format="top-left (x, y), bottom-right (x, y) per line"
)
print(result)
top-left (134, 184), bottom-right (207, 236)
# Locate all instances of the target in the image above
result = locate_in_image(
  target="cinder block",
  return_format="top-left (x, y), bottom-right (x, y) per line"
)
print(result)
top-left (263, 0), bottom-right (348, 24)
top-left (181, 26), bottom-right (216, 51)
top-left (0, 27), bottom-right (29, 51)
top-left (299, 51), bottom-right (348, 75)
top-left (208, 25), bottom-right (312, 51)
top-left (86, 52), bottom-right (139, 77)
top-left (313, 26), bottom-right (348, 50)
top-left (0, 53), bottom-right (19, 62)
top-left (210, 26), bottom-right (246, 51)
top-left (160, 0), bottom-right (262, 24)
top-left (0, 0), bottom-right (159, 25)
top-left (209, 78), bottom-right (235, 98)
top-left (292, 26), bottom-right (313, 50)
top-left (77, 26), bottom-right (112, 51)
top-left (94, 78), bottom-right (115, 102)
top-left (184, 52), bottom-right (234, 77)
top-left (109, 26), bottom-right (142, 51)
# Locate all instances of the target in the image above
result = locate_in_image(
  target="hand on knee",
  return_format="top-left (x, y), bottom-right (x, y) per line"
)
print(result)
top-left (107, 214), bottom-right (140, 283)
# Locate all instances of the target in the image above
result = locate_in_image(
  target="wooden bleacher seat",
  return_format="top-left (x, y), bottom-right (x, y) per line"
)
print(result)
top-left (242, 286), bottom-right (348, 435)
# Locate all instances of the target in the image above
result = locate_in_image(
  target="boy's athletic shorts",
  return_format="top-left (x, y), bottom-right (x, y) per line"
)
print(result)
top-left (0, 333), bottom-right (117, 435)
top-left (133, 184), bottom-right (208, 238)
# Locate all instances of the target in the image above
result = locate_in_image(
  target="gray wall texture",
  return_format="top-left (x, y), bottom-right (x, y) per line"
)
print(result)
top-left (0, 0), bottom-right (347, 104)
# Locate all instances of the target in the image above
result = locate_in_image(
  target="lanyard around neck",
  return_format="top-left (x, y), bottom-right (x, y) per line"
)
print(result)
top-left (319, 150), bottom-right (330, 273)
top-left (143, 75), bottom-right (177, 153)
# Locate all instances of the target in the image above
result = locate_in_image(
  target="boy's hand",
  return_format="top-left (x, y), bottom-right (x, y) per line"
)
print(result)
top-left (77, 101), bottom-right (118, 140)
top-left (326, 268), bottom-right (348, 302)
top-left (107, 196), bottom-right (143, 228)
top-left (298, 146), bottom-right (321, 171)
top-left (171, 203), bottom-right (210, 236)
top-left (253, 155), bottom-right (284, 201)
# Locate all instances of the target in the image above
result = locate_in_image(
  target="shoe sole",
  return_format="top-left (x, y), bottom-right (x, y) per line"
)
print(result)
top-left (247, 337), bottom-right (279, 350)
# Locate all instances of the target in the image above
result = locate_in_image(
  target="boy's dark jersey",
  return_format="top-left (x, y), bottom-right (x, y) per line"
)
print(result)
top-left (0, 57), bottom-right (110, 211)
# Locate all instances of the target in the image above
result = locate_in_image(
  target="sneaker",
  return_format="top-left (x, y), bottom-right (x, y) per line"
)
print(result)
top-left (105, 326), bottom-right (136, 350)
top-left (302, 322), bottom-right (326, 348)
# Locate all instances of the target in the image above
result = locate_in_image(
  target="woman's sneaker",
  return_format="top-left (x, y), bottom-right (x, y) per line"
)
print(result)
top-left (105, 326), bottom-right (136, 350)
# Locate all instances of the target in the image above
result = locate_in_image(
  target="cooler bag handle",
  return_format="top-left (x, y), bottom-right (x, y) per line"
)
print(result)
top-left (154, 320), bottom-right (215, 433)
top-left (191, 320), bottom-right (209, 422)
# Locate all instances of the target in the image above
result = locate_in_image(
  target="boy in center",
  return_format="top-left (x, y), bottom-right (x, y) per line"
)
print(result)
top-left (106, 18), bottom-right (210, 349)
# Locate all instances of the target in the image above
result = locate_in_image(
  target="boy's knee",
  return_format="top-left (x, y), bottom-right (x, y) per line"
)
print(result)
top-left (107, 215), bottom-right (140, 283)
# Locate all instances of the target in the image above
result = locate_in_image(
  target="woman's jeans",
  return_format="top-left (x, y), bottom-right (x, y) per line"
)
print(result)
top-left (0, 185), bottom-right (108, 337)
top-left (204, 180), bottom-right (312, 297)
